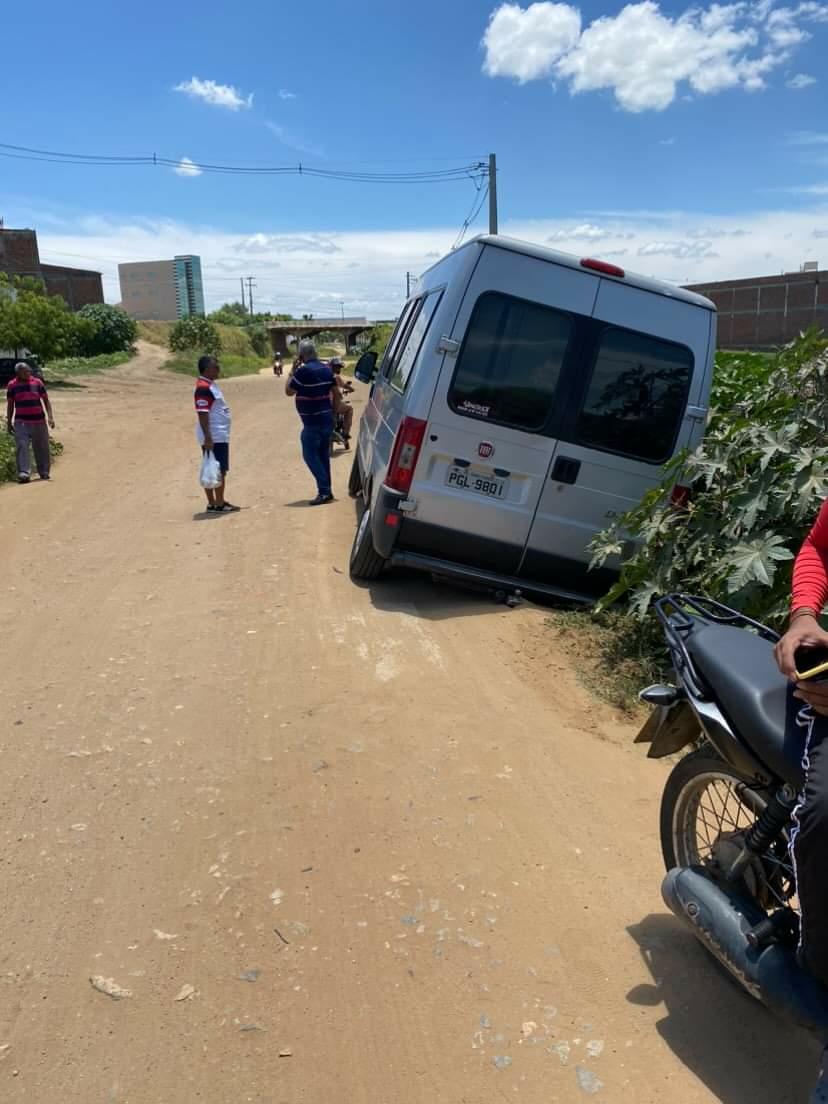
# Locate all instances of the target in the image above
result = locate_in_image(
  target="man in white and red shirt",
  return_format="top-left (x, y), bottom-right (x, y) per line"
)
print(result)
top-left (194, 355), bottom-right (239, 512)
top-left (6, 361), bottom-right (55, 483)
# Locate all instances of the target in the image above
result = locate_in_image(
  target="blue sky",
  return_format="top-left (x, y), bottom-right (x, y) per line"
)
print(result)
top-left (2, 0), bottom-right (827, 315)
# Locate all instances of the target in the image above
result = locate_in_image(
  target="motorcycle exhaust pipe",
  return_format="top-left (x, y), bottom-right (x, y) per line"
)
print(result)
top-left (662, 867), bottom-right (828, 1035)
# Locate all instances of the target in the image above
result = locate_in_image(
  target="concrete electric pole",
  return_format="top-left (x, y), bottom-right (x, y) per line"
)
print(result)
top-left (488, 153), bottom-right (498, 236)
top-left (244, 277), bottom-right (257, 316)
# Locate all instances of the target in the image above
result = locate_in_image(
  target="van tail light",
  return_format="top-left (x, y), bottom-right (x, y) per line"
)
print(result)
top-left (671, 484), bottom-right (692, 509)
top-left (386, 416), bottom-right (427, 495)
top-left (580, 257), bottom-right (625, 278)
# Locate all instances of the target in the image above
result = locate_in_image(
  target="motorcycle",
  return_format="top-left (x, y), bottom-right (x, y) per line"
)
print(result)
top-left (638, 594), bottom-right (828, 1035)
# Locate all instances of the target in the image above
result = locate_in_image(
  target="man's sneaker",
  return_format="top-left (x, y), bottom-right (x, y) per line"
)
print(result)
top-left (309, 494), bottom-right (334, 506)
top-left (18, 476), bottom-right (30, 484)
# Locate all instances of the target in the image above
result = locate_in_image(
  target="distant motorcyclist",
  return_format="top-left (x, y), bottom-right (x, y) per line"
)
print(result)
top-left (329, 357), bottom-right (354, 446)
top-left (272, 351), bottom-right (283, 377)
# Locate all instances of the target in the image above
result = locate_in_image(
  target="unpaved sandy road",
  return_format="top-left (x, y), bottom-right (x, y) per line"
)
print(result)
top-left (0, 347), bottom-right (819, 1103)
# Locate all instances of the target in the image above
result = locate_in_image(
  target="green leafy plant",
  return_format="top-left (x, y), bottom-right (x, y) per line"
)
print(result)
top-left (0, 282), bottom-right (87, 361)
top-left (75, 304), bottom-right (137, 355)
top-left (168, 317), bottom-right (222, 357)
top-left (592, 329), bottom-right (828, 626)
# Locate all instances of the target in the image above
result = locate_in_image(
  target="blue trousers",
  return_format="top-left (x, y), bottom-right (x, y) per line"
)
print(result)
top-left (300, 419), bottom-right (333, 496)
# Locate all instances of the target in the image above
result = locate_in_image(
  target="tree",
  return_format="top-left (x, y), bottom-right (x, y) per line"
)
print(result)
top-left (75, 303), bottom-right (137, 355)
top-left (208, 301), bottom-right (248, 326)
top-left (168, 317), bottom-right (222, 356)
top-left (0, 282), bottom-right (86, 360)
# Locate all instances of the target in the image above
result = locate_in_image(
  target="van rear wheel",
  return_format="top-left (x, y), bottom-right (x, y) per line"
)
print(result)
top-left (348, 454), bottom-right (363, 499)
top-left (349, 503), bottom-right (386, 580)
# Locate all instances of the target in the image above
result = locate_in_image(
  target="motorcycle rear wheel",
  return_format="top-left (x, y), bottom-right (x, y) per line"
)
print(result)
top-left (660, 745), bottom-right (794, 910)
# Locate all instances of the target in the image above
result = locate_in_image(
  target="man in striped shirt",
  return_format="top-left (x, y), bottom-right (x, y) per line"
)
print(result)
top-left (5, 362), bottom-right (55, 483)
top-left (285, 339), bottom-right (335, 505)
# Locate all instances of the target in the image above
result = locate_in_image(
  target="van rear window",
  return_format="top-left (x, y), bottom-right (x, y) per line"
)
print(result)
top-left (576, 327), bottom-right (693, 463)
top-left (448, 292), bottom-right (572, 430)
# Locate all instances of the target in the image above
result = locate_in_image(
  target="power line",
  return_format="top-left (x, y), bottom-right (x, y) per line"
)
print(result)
top-left (452, 181), bottom-right (489, 252)
top-left (0, 141), bottom-right (486, 184)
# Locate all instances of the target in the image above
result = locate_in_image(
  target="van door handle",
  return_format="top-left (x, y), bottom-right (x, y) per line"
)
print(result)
top-left (551, 456), bottom-right (581, 485)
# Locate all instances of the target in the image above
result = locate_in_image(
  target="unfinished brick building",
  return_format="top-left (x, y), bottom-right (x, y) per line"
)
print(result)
top-left (0, 226), bottom-right (103, 310)
top-left (685, 269), bottom-right (828, 348)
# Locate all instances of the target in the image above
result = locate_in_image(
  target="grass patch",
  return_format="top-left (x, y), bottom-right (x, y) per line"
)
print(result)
top-left (44, 350), bottom-right (133, 381)
top-left (1, 433), bottom-right (63, 485)
top-left (165, 354), bottom-right (268, 378)
top-left (136, 320), bottom-right (174, 346)
top-left (138, 320), bottom-right (261, 358)
top-left (544, 607), bottom-right (663, 716)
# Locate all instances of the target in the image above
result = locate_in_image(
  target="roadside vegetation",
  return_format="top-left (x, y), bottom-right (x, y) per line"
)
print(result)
top-left (558, 330), bottom-right (828, 706)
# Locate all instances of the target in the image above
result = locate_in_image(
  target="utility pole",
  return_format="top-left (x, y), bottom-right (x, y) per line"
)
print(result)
top-left (488, 153), bottom-right (498, 236)
top-left (240, 277), bottom-right (246, 312)
top-left (340, 300), bottom-right (345, 321)
top-left (405, 271), bottom-right (412, 298)
top-left (244, 276), bottom-right (257, 316)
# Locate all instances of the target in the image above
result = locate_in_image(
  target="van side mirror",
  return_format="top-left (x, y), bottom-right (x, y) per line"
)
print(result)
top-left (354, 351), bottom-right (378, 384)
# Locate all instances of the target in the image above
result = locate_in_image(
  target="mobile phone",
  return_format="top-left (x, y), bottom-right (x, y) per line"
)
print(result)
top-left (794, 645), bottom-right (828, 682)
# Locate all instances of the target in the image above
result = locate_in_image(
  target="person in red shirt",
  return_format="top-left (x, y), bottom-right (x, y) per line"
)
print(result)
top-left (774, 501), bottom-right (828, 1099)
top-left (5, 362), bottom-right (55, 483)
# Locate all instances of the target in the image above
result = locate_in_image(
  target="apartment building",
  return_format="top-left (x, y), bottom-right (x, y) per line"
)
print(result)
top-left (118, 255), bottom-right (205, 321)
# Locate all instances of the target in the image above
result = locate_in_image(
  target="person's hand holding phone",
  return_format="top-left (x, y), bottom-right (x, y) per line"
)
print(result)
top-left (775, 613), bottom-right (828, 679)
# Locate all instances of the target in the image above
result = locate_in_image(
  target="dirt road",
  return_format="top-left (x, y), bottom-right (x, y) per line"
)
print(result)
top-left (0, 347), bottom-right (818, 1103)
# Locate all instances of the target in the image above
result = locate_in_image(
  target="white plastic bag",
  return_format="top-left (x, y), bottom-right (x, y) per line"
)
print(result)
top-left (199, 450), bottom-right (222, 489)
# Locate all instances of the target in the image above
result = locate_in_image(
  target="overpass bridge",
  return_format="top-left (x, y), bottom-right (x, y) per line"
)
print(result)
top-left (266, 317), bottom-right (375, 355)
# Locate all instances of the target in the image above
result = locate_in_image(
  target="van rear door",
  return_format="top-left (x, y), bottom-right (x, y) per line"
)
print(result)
top-left (518, 280), bottom-right (713, 593)
top-left (403, 247), bottom-right (600, 575)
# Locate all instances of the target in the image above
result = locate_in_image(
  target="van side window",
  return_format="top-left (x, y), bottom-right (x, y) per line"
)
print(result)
top-left (577, 327), bottom-right (693, 463)
top-left (448, 292), bottom-right (573, 431)
top-left (379, 300), bottom-right (418, 376)
top-left (388, 290), bottom-right (443, 392)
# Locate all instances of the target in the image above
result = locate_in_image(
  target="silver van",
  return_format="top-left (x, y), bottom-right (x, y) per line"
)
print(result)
top-left (348, 234), bottom-right (715, 600)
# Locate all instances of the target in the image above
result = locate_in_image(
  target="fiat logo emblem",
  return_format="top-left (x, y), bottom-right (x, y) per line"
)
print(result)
top-left (478, 441), bottom-right (494, 459)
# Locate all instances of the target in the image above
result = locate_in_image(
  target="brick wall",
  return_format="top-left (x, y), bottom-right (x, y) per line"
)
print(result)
top-left (0, 229), bottom-right (103, 310)
top-left (40, 265), bottom-right (104, 310)
top-left (685, 270), bottom-right (828, 348)
top-left (0, 228), bottom-right (40, 276)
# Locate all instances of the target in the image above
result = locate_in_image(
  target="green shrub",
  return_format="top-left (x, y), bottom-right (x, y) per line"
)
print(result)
top-left (75, 304), bottom-right (137, 355)
top-left (169, 317), bottom-right (222, 356)
top-left (592, 329), bottom-right (828, 626)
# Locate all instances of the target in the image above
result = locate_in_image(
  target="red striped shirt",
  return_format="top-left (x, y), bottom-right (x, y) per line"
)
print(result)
top-left (792, 499), bottom-right (828, 613)
top-left (7, 377), bottom-right (47, 422)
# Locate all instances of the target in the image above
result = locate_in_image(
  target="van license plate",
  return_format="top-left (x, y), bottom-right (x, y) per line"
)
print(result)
top-left (446, 465), bottom-right (509, 499)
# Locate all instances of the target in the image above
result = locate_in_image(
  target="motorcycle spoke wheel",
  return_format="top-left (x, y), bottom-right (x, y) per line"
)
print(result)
top-left (662, 750), bottom-right (795, 910)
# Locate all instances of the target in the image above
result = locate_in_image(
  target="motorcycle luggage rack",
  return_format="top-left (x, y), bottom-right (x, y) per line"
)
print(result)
top-left (653, 593), bottom-right (780, 701)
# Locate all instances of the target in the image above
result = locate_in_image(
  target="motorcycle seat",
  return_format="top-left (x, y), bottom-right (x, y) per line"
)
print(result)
top-left (686, 623), bottom-right (805, 788)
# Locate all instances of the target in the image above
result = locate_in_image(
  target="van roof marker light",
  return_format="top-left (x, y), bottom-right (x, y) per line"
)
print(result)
top-left (580, 257), bottom-right (625, 278)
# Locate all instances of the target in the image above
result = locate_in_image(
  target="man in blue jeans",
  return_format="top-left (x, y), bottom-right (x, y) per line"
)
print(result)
top-left (285, 339), bottom-right (335, 505)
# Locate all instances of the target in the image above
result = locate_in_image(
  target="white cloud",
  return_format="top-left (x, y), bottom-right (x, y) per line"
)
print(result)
top-left (279, 89), bottom-right (297, 100)
top-left (638, 239), bottom-right (719, 258)
top-left (22, 202), bottom-right (828, 316)
top-left (174, 76), bottom-right (253, 111)
top-left (787, 71), bottom-right (817, 87)
top-left (173, 157), bottom-right (202, 178)
top-left (265, 121), bottom-right (325, 159)
top-left (235, 233), bottom-right (341, 255)
top-left (787, 183), bottom-right (828, 193)
top-left (482, 0), bottom-right (828, 111)
top-left (659, 137), bottom-right (676, 145)
top-left (483, 1), bottom-right (581, 81)
top-left (789, 130), bottom-right (828, 143)
top-left (547, 222), bottom-right (631, 241)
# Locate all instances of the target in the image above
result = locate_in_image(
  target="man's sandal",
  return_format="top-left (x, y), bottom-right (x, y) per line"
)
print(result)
top-left (214, 502), bottom-right (241, 512)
